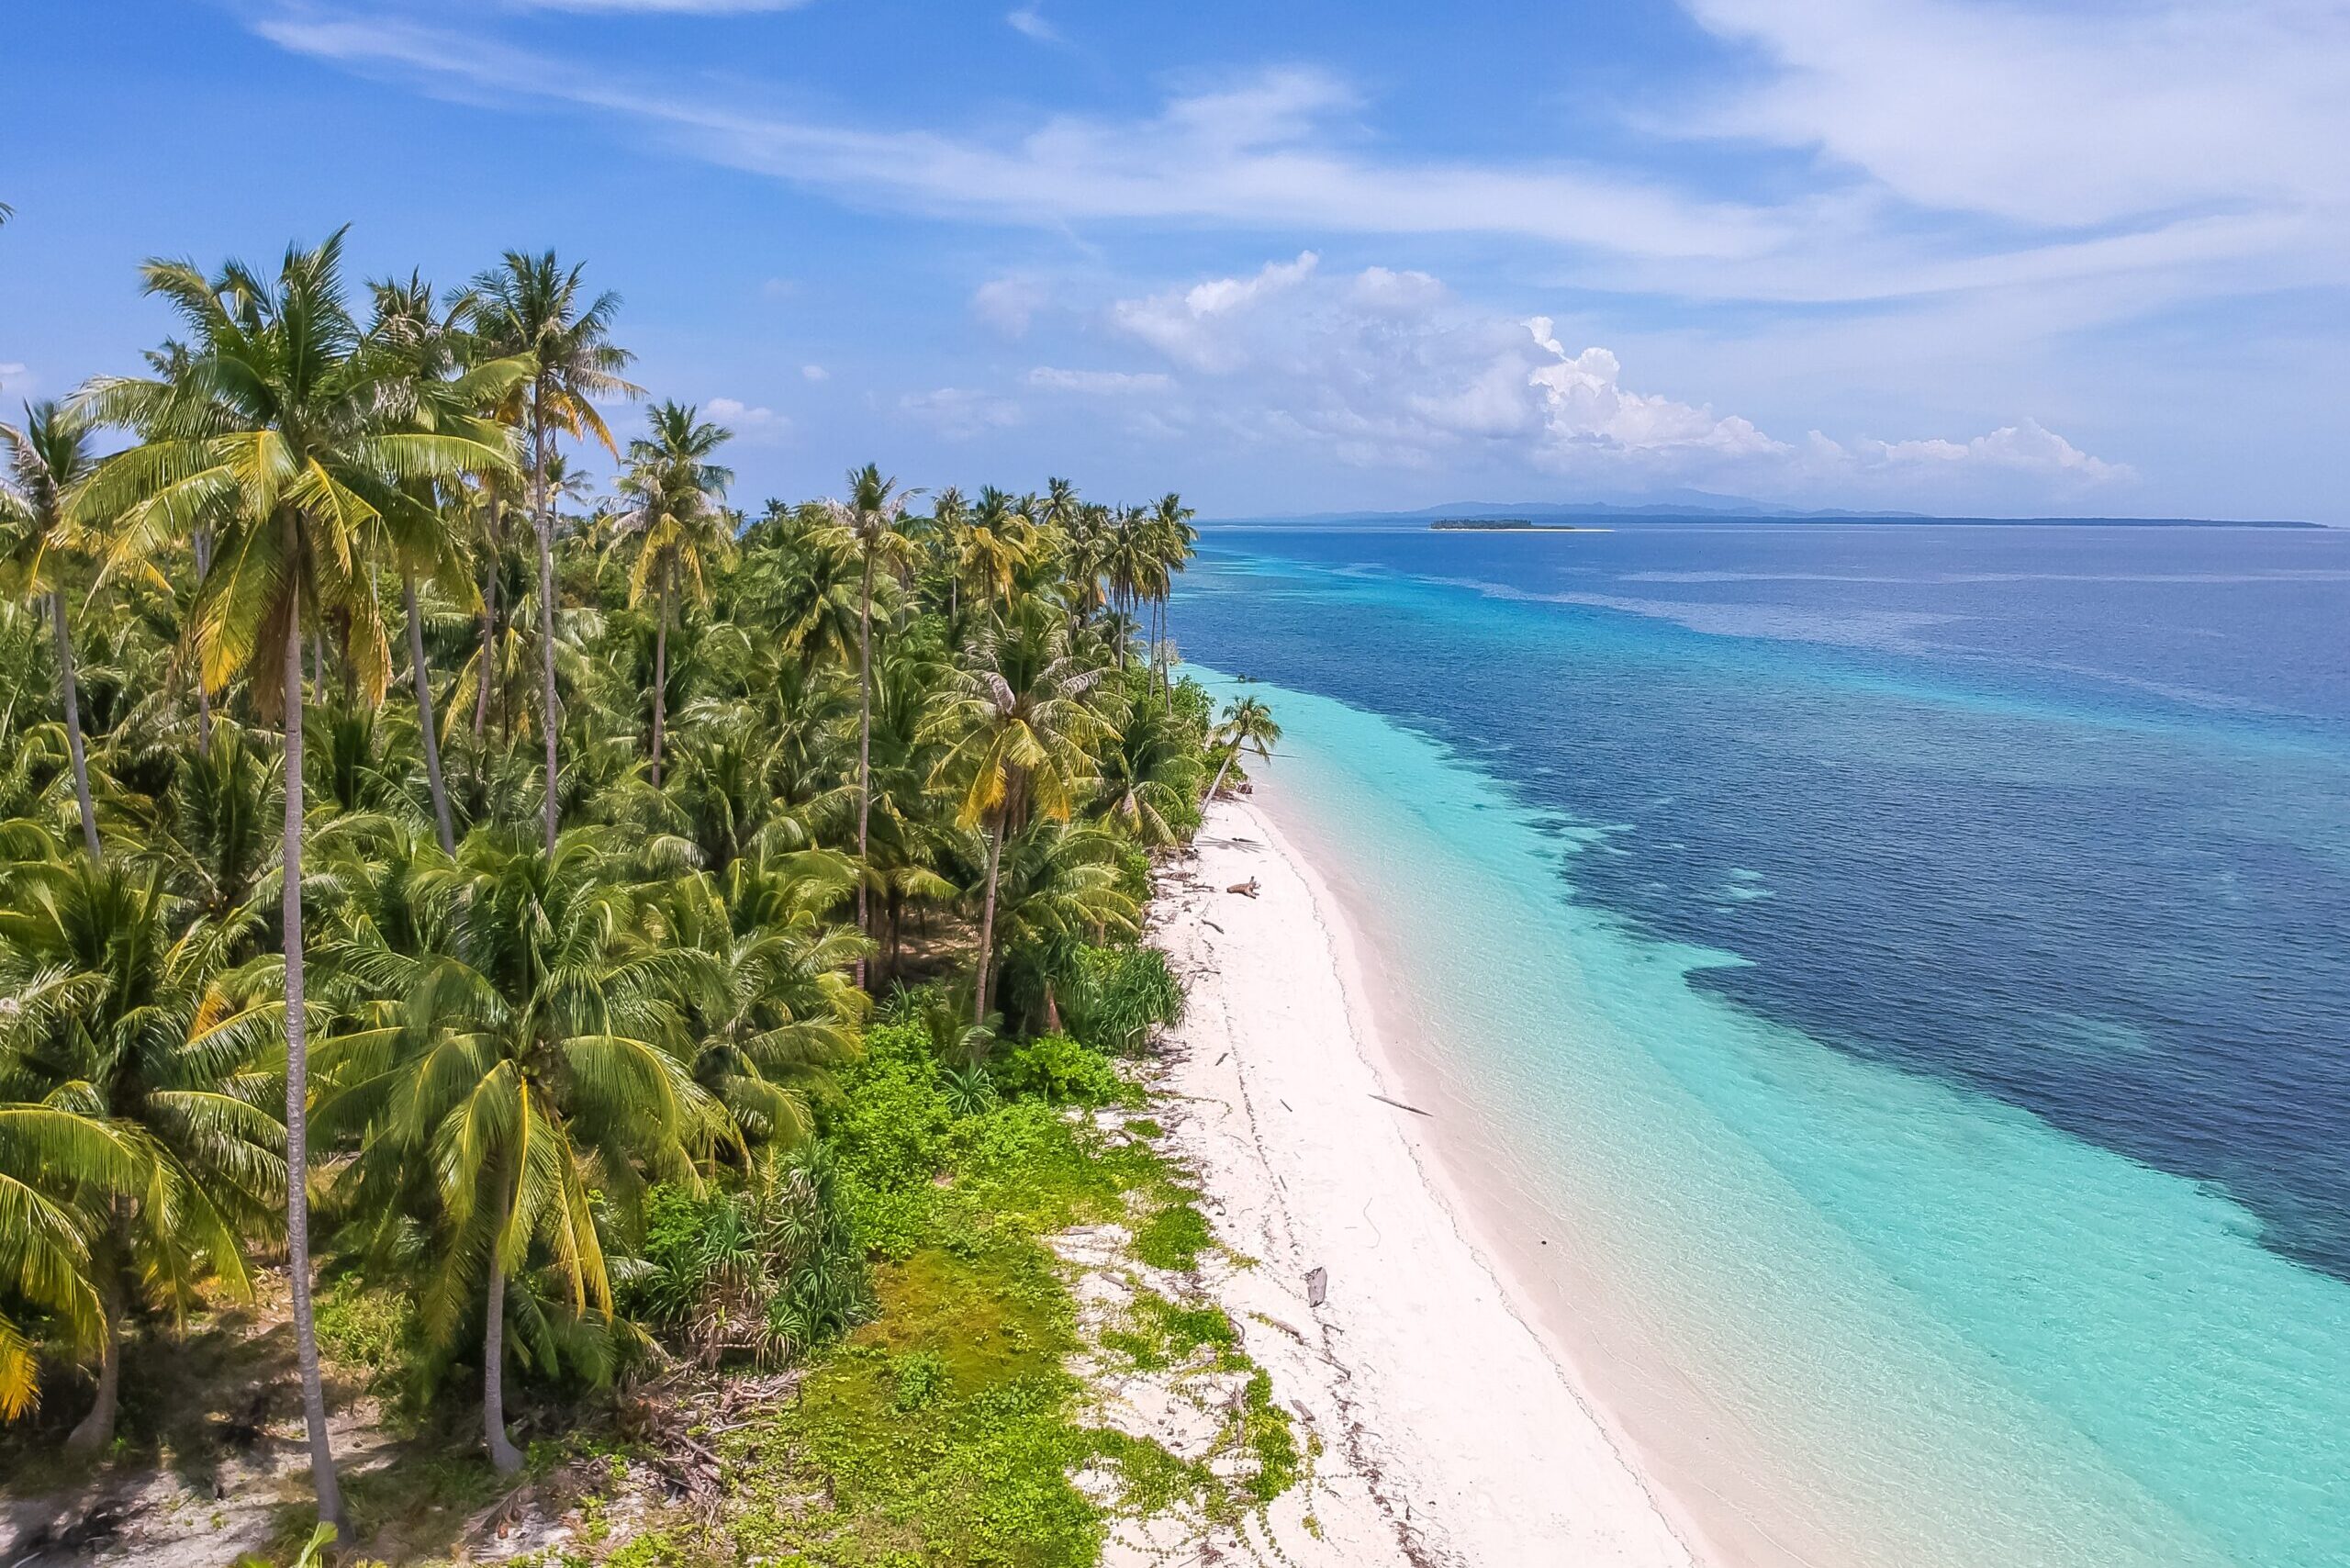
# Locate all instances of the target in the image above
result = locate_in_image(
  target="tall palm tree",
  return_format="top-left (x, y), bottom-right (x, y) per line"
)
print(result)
top-left (925, 599), bottom-right (1105, 1023)
top-left (316, 827), bottom-right (724, 1472)
top-left (369, 274), bottom-right (530, 853)
top-left (464, 252), bottom-right (640, 853)
top-left (1144, 493), bottom-right (1197, 707)
top-left (1, 402), bottom-right (104, 858)
top-left (76, 231), bottom-right (513, 1531)
top-left (1208, 695), bottom-right (1281, 801)
top-left (818, 465), bottom-right (916, 989)
top-left (614, 402), bottom-right (734, 788)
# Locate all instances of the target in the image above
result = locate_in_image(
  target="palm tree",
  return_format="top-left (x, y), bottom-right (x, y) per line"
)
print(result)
top-left (1208, 695), bottom-right (1281, 801)
top-left (76, 231), bottom-right (513, 1530)
top-left (1144, 494), bottom-right (1197, 707)
top-left (316, 827), bottom-right (725, 1472)
top-left (1091, 701), bottom-right (1201, 846)
top-left (614, 402), bottom-right (734, 788)
top-left (926, 599), bottom-right (1105, 1023)
top-left (0, 854), bottom-right (283, 1450)
top-left (464, 252), bottom-right (640, 853)
top-left (818, 465), bottom-right (917, 990)
top-left (1, 402), bottom-right (104, 859)
top-left (369, 274), bottom-right (530, 853)
top-left (0, 1093), bottom-right (136, 1424)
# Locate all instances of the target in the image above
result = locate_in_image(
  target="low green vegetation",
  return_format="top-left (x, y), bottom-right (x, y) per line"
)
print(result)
top-left (0, 230), bottom-right (1288, 1562)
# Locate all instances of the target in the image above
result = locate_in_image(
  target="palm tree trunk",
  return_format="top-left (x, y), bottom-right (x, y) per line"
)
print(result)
top-left (886, 884), bottom-right (903, 987)
top-left (405, 571), bottom-right (455, 855)
top-left (474, 498), bottom-right (498, 741)
top-left (483, 1193), bottom-right (524, 1475)
top-left (974, 816), bottom-right (1003, 1025)
top-left (532, 407), bottom-right (560, 854)
top-left (856, 555), bottom-right (873, 991)
top-left (194, 529), bottom-right (214, 756)
top-left (49, 591), bottom-right (99, 861)
top-left (282, 600), bottom-right (345, 1534)
top-left (1208, 746), bottom-right (1237, 802)
top-left (651, 565), bottom-right (669, 789)
top-left (62, 1295), bottom-right (118, 1455)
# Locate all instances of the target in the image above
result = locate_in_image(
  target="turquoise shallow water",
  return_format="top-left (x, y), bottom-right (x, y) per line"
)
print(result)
top-left (1173, 524), bottom-right (2350, 1568)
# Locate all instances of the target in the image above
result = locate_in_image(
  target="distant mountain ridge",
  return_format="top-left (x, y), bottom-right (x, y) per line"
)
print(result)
top-left (1207, 497), bottom-right (2320, 528)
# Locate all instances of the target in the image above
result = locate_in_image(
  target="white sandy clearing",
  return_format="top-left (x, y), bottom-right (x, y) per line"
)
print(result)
top-left (1142, 797), bottom-right (1707, 1568)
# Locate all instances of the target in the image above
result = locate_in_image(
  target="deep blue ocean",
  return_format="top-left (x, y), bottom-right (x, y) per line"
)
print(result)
top-left (1170, 521), bottom-right (2350, 1566)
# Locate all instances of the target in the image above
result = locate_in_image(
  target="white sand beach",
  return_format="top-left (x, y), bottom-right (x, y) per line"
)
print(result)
top-left (1144, 795), bottom-right (1707, 1567)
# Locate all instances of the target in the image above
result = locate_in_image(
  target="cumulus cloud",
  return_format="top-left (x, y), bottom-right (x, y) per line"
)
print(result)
top-left (706, 396), bottom-right (789, 440)
top-left (800, 364), bottom-right (828, 381)
top-left (972, 276), bottom-right (1051, 339)
top-left (1837, 419), bottom-right (2131, 482)
top-left (900, 386), bottom-right (1023, 439)
top-left (1095, 255), bottom-right (2127, 499)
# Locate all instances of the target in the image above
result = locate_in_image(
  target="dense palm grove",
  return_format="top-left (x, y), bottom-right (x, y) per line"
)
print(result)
top-left (0, 232), bottom-right (1274, 1538)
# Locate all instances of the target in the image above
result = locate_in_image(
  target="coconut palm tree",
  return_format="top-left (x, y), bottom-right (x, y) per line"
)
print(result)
top-left (316, 826), bottom-right (724, 1472)
top-left (925, 599), bottom-right (1105, 1023)
top-left (614, 402), bottom-right (734, 788)
top-left (1091, 700), bottom-right (1201, 846)
top-left (1208, 695), bottom-right (1281, 800)
top-left (818, 465), bottom-right (917, 989)
top-left (1, 402), bottom-right (104, 859)
top-left (76, 230), bottom-right (514, 1530)
top-left (1144, 493), bottom-right (1197, 706)
top-left (0, 854), bottom-right (283, 1450)
top-left (369, 274), bottom-right (530, 853)
top-left (464, 252), bottom-right (640, 853)
top-left (0, 1093), bottom-right (136, 1424)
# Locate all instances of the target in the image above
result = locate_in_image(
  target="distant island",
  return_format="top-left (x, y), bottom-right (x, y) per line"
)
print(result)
top-left (1428, 517), bottom-right (1603, 532)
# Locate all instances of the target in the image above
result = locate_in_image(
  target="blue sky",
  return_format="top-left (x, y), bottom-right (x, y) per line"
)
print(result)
top-left (5, 0), bottom-right (2346, 521)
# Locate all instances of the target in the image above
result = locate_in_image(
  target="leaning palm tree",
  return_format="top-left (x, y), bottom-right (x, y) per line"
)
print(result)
top-left (315, 827), bottom-right (725, 1472)
top-left (1, 402), bottom-right (104, 858)
top-left (75, 230), bottom-right (514, 1531)
top-left (818, 465), bottom-right (917, 988)
top-left (925, 599), bottom-right (1105, 1023)
top-left (1208, 695), bottom-right (1281, 800)
top-left (464, 252), bottom-right (641, 852)
top-left (613, 402), bottom-right (734, 788)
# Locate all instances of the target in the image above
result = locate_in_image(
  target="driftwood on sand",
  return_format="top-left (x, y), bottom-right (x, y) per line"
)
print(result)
top-left (1226, 878), bottom-right (1261, 897)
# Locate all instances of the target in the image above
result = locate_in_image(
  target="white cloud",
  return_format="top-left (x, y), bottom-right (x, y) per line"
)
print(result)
top-left (1094, 256), bottom-right (2127, 502)
top-left (249, 19), bottom-right (1785, 265)
top-left (505, 0), bottom-right (813, 12)
top-left (706, 396), bottom-right (790, 439)
top-left (1006, 6), bottom-right (1059, 44)
top-left (973, 276), bottom-right (1050, 338)
top-left (800, 364), bottom-right (828, 381)
top-left (1684, 0), bottom-right (2350, 230)
top-left (1027, 366), bottom-right (1173, 395)
top-left (0, 362), bottom-right (28, 391)
top-left (900, 386), bottom-right (1023, 439)
top-left (1841, 419), bottom-right (2131, 482)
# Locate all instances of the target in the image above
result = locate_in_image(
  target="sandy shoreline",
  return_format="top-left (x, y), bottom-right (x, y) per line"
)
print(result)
top-left (1146, 796), bottom-right (1706, 1567)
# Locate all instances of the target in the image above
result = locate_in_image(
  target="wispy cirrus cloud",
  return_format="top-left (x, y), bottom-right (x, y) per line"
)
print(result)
top-left (1006, 6), bottom-right (1060, 44)
top-left (247, 11), bottom-right (1789, 266)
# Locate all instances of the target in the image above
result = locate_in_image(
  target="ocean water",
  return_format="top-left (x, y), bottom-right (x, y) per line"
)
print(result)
top-left (1170, 523), bottom-right (2350, 1568)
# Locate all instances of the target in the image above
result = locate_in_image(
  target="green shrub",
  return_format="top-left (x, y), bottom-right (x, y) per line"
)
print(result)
top-left (891, 1350), bottom-right (945, 1411)
top-left (999, 1033), bottom-right (1125, 1106)
top-left (1069, 944), bottom-right (1186, 1055)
